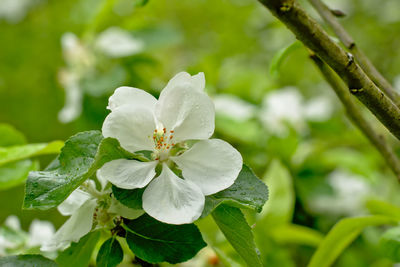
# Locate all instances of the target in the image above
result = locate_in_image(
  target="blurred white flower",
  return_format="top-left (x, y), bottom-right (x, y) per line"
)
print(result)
top-left (0, 215), bottom-right (55, 256)
top-left (259, 87), bottom-right (305, 136)
top-left (309, 170), bottom-right (371, 216)
top-left (58, 71), bottom-right (82, 123)
top-left (27, 220), bottom-right (55, 247)
top-left (4, 215), bottom-right (21, 231)
top-left (95, 27), bottom-right (144, 58)
top-left (57, 29), bottom-right (144, 124)
top-left (97, 72), bottom-right (243, 225)
top-left (61, 32), bottom-right (93, 70)
top-left (0, 0), bottom-right (38, 23)
top-left (259, 87), bottom-right (333, 136)
top-left (213, 94), bottom-right (256, 122)
top-left (304, 96), bottom-right (333, 122)
top-left (394, 75), bottom-right (400, 92)
top-left (42, 180), bottom-right (142, 251)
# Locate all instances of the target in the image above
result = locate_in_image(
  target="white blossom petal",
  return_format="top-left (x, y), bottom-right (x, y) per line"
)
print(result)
top-left (108, 198), bottom-right (144, 219)
top-left (142, 165), bottom-right (204, 224)
top-left (95, 27), bottom-right (144, 58)
top-left (96, 170), bottom-right (108, 191)
top-left (97, 159), bottom-right (157, 189)
top-left (4, 215), bottom-right (21, 231)
top-left (162, 72), bottom-right (205, 94)
top-left (155, 86), bottom-right (215, 142)
top-left (102, 105), bottom-right (156, 153)
top-left (41, 199), bottom-right (97, 251)
top-left (213, 94), bottom-right (256, 121)
top-left (107, 86), bottom-right (157, 112)
top-left (171, 139), bottom-right (242, 195)
top-left (28, 220), bottom-right (55, 247)
top-left (57, 189), bottom-right (92, 216)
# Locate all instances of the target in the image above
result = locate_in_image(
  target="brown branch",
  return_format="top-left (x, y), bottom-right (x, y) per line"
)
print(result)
top-left (258, 0), bottom-right (400, 140)
top-left (310, 54), bottom-right (400, 181)
top-left (308, 0), bottom-right (400, 107)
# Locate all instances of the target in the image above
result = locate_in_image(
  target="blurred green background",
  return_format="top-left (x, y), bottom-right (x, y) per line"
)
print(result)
top-left (2, 0), bottom-right (400, 266)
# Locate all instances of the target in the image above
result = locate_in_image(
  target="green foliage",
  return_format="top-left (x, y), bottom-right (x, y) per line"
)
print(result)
top-left (0, 141), bottom-right (63, 166)
top-left (96, 237), bottom-right (124, 267)
top-left (23, 133), bottom-right (140, 210)
top-left (379, 226), bottom-right (400, 262)
top-left (56, 231), bottom-right (101, 267)
top-left (0, 124), bottom-right (61, 191)
top-left (124, 214), bottom-right (207, 264)
top-left (202, 165), bottom-right (269, 217)
top-left (258, 160), bottom-right (294, 226)
top-left (269, 224), bottom-right (323, 247)
top-left (212, 205), bottom-right (263, 267)
top-left (23, 131), bottom-right (103, 210)
top-left (0, 160), bottom-right (39, 191)
top-left (0, 124), bottom-right (26, 147)
top-left (0, 255), bottom-right (57, 266)
top-left (308, 216), bottom-right (398, 267)
top-left (269, 41), bottom-right (303, 78)
top-left (112, 186), bottom-right (144, 210)
top-left (366, 199), bottom-right (400, 220)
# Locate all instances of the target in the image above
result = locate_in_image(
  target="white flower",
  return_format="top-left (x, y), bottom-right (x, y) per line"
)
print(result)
top-left (97, 72), bottom-right (243, 224)
top-left (27, 220), bottom-right (55, 247)
top-left (213, 94), bottom-right (256, 122)
top-left (260, 87), bottom-right (305, 136)
top-left (303, 96), bottom-right (333, 122)
top-left (95, 27), bottom-right (144, 58)
top-left (41, 180), bottom-right (143, 251)
top-left (309, 170), bottom-right (371, 216)
top-left (4, 215), bottom-right (21, 231)
top-left (1, 216), bottom-right (55, 256)
top-left (259, 87), bottom-right (333, 136)
top-left (0, 0), bottom-right (38, 23)
top-left (58, 71), bottom-right (82, 123)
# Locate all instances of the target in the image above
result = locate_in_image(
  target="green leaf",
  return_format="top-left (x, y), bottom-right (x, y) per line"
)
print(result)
top-left (56, 231), bottom-right (101, 267)
top-left (201, 165), bottom-right (268, 217)
top-left (258, 160), bottom-right (294, 226)
top-left (379, 226), bottom-right (400, 262)
top-left (269, 224), bottom-right (323, 247)
top-left (0, 141), bottom-right (64, 166)
top-left (269, 41), bottom-right (302, 78)
top-left (0, 123), bottom-right (26, 147)
top-left (23, 133), bottom-right (141, 210)
top-left (112, 186), bottom-right (144, 210)
top-left (23, 131), bottom-right (103, 210)
top-left (366, 199), bottom-right (400, 220)
top-left (212, 205), bottom-right (263, 267)
top-left (96, 237), bottom-right (123, 267)
top-left (308, 215), bottom-right (398, 267)
top-left (0, 255), bottom-right (57, 267)
top-left (0, 160), bottom-right (39, 190)
top-left (124, 214), bottom-right (207, 264)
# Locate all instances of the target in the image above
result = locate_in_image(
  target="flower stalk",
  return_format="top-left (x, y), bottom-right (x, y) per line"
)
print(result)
top-left (258, 0), bottom-right (400, 141)
top-left (307, 0), bottom-right (400, 108)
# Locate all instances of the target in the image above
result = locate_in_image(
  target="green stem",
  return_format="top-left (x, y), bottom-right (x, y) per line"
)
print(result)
top-left (308, 0), bottom-right (400, 107)
top-left (310, 54), bottom-right (400, 182)
top-left (258, 0), bottom-right (400, 141)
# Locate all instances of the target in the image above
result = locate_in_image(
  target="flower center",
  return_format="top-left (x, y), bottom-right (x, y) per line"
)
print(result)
top-left (152, 126), bottom-right (176, 161)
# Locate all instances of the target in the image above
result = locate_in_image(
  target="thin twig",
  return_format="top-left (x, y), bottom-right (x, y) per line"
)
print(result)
top-left (310, 54), bottom-right (400, 181)
top-left (308, 0), bottom-right (400, 107)
top-left (258, 0), bottom-right (400, 141)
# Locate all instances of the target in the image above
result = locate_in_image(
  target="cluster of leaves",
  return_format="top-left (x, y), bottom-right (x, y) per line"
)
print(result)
top-left (0, 124), bottom-right (63, 191)
top-left (7, 130), bottom-right (269, 266)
